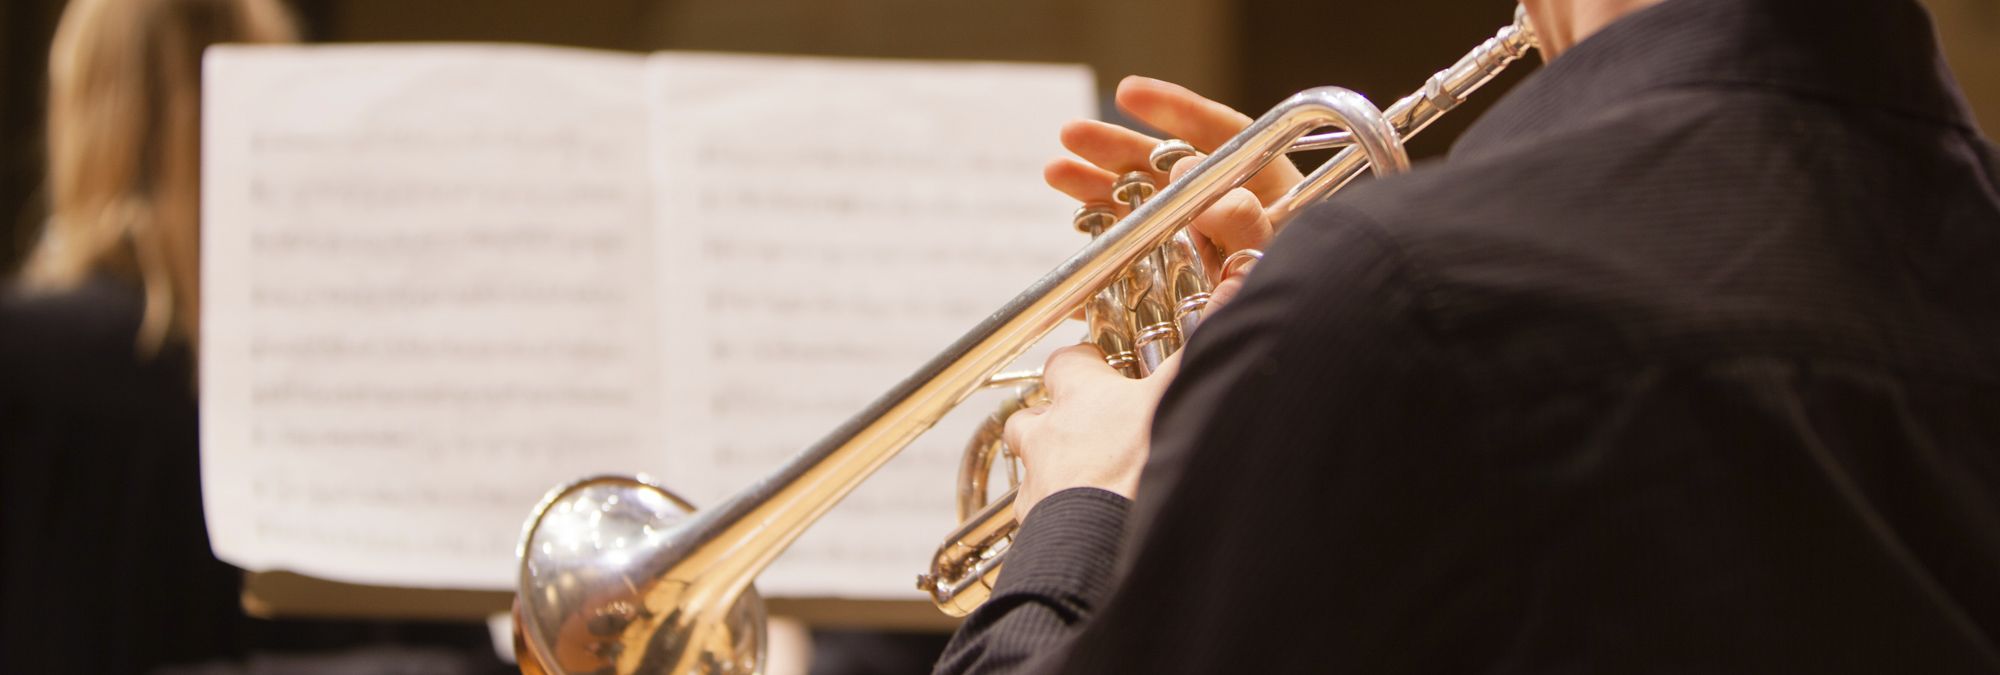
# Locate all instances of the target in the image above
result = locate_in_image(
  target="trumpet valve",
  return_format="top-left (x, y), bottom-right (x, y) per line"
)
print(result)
top-left (1091, 318), bottom-right (1143, 379)
top-left (1111, 171), bottom-right (1158, 209)
top-left (1160, 230), bottom-right (1214, 335)
top-left (1085, 288), bottom-right (1143, 378)
top-left (1132, 323), bottom-right (1182, 375)
top-left (1149, 139), bottom-right (1200, 173)
top-left (1072, 202), bottom-right (1119, 237)
top-left (1130, 295), bottom-right (1182, 374)
top-left (1102, 347), bottom-right (1142, 379)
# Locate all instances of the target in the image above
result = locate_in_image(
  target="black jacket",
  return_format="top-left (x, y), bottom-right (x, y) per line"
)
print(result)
top-left (939, 0), bottom-right (2000, 672)
top-left (0, 277), bottom-right (247, 673)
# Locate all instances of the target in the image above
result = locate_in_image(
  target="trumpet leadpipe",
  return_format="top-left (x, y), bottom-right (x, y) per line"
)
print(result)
top-left (1266, 7), bottom-right (1534, 227)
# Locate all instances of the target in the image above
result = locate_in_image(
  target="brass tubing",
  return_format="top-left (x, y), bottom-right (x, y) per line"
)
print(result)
top-left (516, 9), bottom-right (1538, 671)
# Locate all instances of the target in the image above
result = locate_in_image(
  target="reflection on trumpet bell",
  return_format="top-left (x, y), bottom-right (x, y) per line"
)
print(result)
top-left (516, 477), bottom-right (768, 674)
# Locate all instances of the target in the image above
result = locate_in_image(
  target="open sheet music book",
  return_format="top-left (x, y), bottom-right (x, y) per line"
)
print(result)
top-left (201, 44), bottom-right (1093, 602)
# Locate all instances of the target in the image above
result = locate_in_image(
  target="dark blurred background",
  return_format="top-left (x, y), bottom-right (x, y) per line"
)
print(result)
top-left (3, 0), bottom-right (1998, 272)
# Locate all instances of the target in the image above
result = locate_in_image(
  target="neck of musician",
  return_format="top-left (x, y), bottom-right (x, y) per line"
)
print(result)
top-left (1522, 0), bottom-right (1667, 59)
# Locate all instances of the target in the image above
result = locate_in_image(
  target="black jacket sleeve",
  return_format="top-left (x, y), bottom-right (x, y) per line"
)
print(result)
top-left (933, 488), bottom-right (1130, 674)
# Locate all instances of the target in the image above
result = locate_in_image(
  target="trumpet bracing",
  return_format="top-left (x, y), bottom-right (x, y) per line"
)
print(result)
top-left (514, 8), bottom-right (1537, 673)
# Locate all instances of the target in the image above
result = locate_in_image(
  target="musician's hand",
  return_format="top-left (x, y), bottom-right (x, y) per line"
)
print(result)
top-left (1006, 264), bottom-right (1255, 521)
top-left (1168, 154), bottom-right (1275, 274)
top-left (1043, 75), bottom-right (1302, 255)
top-left (1007, 343), bottom-right (1170, 521)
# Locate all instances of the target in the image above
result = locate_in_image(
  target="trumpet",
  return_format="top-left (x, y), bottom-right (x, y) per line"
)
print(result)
top-left (514, 7), bottom-right (1537, 673)
top-left (922, 4), bottom-right (1537, 620)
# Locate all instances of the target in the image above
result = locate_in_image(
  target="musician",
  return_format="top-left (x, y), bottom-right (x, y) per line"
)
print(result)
top-left (937, 0), bottom-right (2000, 672)
top-left (3, 1), bottom-right (531, 672)
top-left (0, 0), bottom-right (300, 671)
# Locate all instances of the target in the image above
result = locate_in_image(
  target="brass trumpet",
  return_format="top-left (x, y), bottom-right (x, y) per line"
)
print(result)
top-left (515, 8), bottom-right (1537, 673)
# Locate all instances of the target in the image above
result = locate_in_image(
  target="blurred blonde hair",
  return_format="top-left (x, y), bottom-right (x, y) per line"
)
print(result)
top-left (24, 0), bottom-right (297, 357)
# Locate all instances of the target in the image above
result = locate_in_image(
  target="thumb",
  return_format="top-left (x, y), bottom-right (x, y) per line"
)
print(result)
top-left (1207, 274), bottom-right (1248, 315)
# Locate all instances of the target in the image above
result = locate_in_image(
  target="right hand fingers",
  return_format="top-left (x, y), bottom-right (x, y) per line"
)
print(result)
top-left (1206, 273), bottom-right (1250, 316)
top-left (1045, 133), bottom-right (1277, 254)
top-left (1059, 119), bottom-right (1170, 178)
top-left (1114, 76), bottom-right (1305, 204)
top-left (1173, 156), bottom-right (1275, 255)
top-left (1044, 157), bottom-right (1119, 205)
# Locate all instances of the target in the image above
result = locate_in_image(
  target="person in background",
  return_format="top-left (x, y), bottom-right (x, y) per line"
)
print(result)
top-left (3, 1), bottom-right (503, 673)
top-left (7, 2), bottom-right (520, 671)
top-left (0, 0), bottom-right (295, 670)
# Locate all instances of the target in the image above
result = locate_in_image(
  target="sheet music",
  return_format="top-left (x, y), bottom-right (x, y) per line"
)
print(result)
top-left (202, 45), bottom-right (664, 588)
top-left (646, 53), bottom-right (1093, 597)
top-left (203, 45), bottom-right (1095, 598)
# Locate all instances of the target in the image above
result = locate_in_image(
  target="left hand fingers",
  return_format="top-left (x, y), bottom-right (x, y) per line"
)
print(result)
top-left (1041, 343), bottom-right (1120, 401)
top-left (1001, 402), bottom-right (1046, 466)
top-left (1008, 343), bottom-right (1158, 519)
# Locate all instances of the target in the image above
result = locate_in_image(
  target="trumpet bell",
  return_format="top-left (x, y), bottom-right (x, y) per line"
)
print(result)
top-left (516, 476), bottom-right (768, 675)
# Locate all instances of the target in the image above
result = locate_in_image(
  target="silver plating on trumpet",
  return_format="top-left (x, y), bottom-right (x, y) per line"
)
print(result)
top-left (513, 7), bottom-right (1537, 673)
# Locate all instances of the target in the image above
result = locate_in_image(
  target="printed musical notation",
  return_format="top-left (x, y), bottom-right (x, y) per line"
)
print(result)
top-left (647, 53), bottom-right (1090, 598)
top-left (202, 45), bottom-right (664, 588)
top-left (202, 44), bottom-right (1093, 597)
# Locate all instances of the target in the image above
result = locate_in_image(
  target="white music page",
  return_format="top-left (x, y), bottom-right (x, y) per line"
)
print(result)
top-left (203, 45), bottom-right (1094, 597)
top-left (202, 45), bottom-right (663, 588)
top-left (645, 53), bottom-right (1092, 598)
